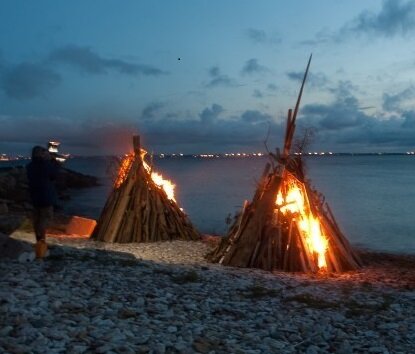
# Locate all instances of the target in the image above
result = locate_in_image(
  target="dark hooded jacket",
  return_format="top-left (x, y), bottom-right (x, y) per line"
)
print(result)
top-left (26, 158), bottom-right (60, 208)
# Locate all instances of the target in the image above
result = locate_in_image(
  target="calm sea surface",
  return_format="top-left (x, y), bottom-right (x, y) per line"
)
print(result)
top-left (3, 156), bottom-right (415, 254)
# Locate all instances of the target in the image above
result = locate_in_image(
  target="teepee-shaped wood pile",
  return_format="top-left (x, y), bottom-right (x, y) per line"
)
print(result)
top-left (93, 135), bottom-right (200, 243)
top-left (208, 55), bottom-right (362, 272)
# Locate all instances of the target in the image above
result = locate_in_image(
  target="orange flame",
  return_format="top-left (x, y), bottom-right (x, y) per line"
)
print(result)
top-left (142, 159), bottom-right (176, 202)
top-left (114, 154), bottom-right (134, 188)
top-left (114, 151), bottom-right (176, 202)
top-left (276, 174), bottom-right (328, 269)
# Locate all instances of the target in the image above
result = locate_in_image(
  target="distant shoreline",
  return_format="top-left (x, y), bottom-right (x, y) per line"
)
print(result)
top-left (1, 151), bottom-right (415, 163)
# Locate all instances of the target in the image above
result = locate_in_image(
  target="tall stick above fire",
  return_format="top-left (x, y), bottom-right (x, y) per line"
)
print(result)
top-left (93, 135), bottom-right (200, 243)
top-left (208, 55), bottom-right (362, 272)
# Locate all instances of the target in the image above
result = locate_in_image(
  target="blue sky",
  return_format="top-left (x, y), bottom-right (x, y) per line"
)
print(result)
top-left (1, 0), bottom-right (415, 155)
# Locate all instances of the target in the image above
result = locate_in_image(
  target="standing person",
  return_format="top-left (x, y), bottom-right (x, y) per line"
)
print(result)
top-left (26, 146), bottom-right (60, 259)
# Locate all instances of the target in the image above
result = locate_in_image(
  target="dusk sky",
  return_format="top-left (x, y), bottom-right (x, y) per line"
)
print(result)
top-left (1, 0), bottom-right (415, 155)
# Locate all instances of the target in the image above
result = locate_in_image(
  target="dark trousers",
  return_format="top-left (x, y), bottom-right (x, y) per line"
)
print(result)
top-left (33, 206), bottom-right (53, 241)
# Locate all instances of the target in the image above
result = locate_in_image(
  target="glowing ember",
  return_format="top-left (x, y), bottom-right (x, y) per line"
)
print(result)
top-left (276, 173), bottom-right (328, 269)
top-left (114, 150), bottom-right (176, 202)
top-left (114, 154), bottom-right (134, 188)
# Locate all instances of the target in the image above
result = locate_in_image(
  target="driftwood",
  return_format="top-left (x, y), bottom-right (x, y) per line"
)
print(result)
top-left (208, 55), bottom-right (362, 273)
top-left (93, 136), bottom-right (200, 243)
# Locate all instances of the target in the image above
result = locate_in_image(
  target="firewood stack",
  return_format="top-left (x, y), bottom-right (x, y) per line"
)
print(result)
top-left (93, 136), bottom-right (200, 243)
top-left (208, 55), bottom-right (362, 272)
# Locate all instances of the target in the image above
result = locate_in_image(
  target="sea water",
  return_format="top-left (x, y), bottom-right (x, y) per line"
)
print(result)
top-left (4, 156), bottom-right (415, 254)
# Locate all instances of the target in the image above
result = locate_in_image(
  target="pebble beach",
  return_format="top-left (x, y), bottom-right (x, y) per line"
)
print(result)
top-left (1, 233), bottom-right (414, 354)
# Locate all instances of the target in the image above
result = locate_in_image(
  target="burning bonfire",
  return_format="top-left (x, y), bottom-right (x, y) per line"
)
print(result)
top-left (208, 55), bottom-right (362, 272)
top-left (93, 136), bottom-right (200, 243)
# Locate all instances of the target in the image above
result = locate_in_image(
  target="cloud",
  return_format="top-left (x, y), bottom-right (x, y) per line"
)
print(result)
top-left (0, 101), bottom-right (282, 155)
top-left (267, 83), bottom-right (277, 91)
top-left (286, 71), bottom-right (329, 89)
top-left (402, 110), bottom-right (415, 128)
top-left (49, 45), bottom-right (167, 76)
top-left (345, 0), bottom-right (415, 38)
top-left (240, 110), bottom-right (272, 123)
top-left (299, 81), bottom-right (415, 151)
top-left (302, 1), bottom-right (415, 46)
top-left (205, 66), bottom-right (237, 88)
top-left (253, 89), bottom-right (263, 98)
top-left (5, 83), bottom-right (415, 154)
top-left (245, 28), bottom-right (281, 45)
top-left (241, 58), bottom-right (270, 76)
top-left (286, 71), bottom-right (304, 81)
top-left (302, 100), bottom-right (368, 131)
top-left (209, 67), bottom-right (220, 77)
top-left (141, 102), bottom-right (165, 120)
top-left (199, 104), bottom-right (224, 123)
top-left (0, 114), bottom-right (137, 155)
top-left (301, 81), bottom-right (369, 131)
top-left (1, 62), bottom-right (61, 100)
top-left (382, 85), bottom-right (415, 112)
top-left (140, 105), bottom-right (281, 152)
top-left (246, 28), bottom-right (267, 43)
top-left (0, 45), bottom-right (166, 100)
top-left (299, 28), bottom-right (333, 46)
top-left (327, 80), bottom-right (359, 96)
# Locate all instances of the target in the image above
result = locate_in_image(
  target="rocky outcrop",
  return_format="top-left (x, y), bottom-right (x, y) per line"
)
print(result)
top-left (0, 233), bottom-right (34, 262)
top-left (0, 166), bottom-right (99, 214)
top-left (0, 165), bottom-right (99, 235)
top-left (0, 214), bottom-right (28, 235)
top-left (57, 167), bottom-right (99, 190)
top-left (0, 201), bottom-right (8, 214)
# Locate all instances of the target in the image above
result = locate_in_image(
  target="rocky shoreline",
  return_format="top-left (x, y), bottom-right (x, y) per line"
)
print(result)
top-left (0, 165), bottom-right (99, 215)
top-left (1, 234), bottom-right (414, 354)
top-left (0, 165), bottom-right (100, 238)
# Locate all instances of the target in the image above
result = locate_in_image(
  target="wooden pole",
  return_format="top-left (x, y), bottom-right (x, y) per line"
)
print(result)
top-left (133, 135), bottom-right (141, 155)
top-left (283, 54), bottom-right (312, 156)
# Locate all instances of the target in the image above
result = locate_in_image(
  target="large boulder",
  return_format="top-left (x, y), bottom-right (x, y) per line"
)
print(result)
top-left (0, 233), bottom-right (35, 262)
top-left (56, 168), bottom-right (99, 190)
top-left (0, 165), bottom-right (99, 212)
top-left (0, 214), bottom-right (28, 235)
top-left (0, 174), bottom-right (17, 199)
top-left (0, 201), bottom-right (8, 214)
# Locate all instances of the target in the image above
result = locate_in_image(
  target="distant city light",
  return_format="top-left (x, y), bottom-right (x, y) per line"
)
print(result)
top-left (2, 151), bottom-right (415, 162)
